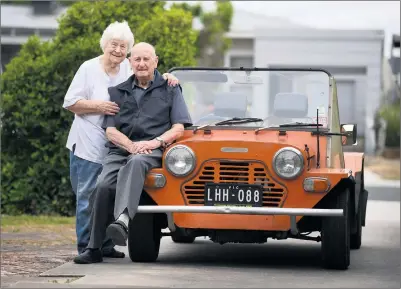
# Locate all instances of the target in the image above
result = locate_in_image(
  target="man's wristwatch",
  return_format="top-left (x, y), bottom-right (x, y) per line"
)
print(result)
top-left (155, 137), bottom-right (165, 147)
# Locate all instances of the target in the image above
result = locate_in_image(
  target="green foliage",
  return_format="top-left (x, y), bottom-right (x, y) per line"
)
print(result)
top-left (134, 6), bottom-right (197, 72)
top-left (379, 100), bottom-right (400, 147)
top-left (171, 1), bottom-right (234, 66)
top-left (53, 1), bottom-right (166, 48)
top-left (171, 2), bottom-right (202, 18)
top-left (1, 214), bottom-right (75, 227)
top-left (1, 1), bottom-right (197, 216)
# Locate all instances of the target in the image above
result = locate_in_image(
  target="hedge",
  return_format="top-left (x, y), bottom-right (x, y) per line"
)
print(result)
top-left (1, 1), bottom-right (197, 215)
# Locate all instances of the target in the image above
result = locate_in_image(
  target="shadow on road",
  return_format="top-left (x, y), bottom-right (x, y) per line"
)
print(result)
top-left (145, 238), bottom-right (397, 272)
top-left (159, 240), bottom-right (323, 269)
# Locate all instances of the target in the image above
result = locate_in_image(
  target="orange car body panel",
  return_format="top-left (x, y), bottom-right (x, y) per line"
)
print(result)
top-left (343, 152), bottom-right (364, 177)
top-left (145, 129), bottom-right (350, 231)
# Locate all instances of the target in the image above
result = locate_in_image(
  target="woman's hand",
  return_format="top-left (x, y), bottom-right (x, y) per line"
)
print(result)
top-left (94, 100), bottom-right (120, 115)
top-left (162, 73), bottom-right (179, 86)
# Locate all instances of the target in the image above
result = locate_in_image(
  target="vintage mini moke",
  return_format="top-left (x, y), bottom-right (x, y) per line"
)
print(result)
top-left (128, 67), bottom-right (368, 270)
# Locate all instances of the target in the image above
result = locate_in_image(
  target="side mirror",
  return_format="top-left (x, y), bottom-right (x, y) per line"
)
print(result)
top-left (340, 124), bottom-right (357, 146)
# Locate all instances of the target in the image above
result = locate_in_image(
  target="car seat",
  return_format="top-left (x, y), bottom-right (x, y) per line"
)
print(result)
top-left (194, 92), bottom-right (249, 125)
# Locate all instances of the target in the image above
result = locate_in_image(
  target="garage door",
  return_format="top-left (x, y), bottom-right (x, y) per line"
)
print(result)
top-left (336, 80), bottom-right (355, 124)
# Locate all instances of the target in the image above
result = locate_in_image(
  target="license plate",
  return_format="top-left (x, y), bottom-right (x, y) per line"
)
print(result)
top-left (204, 183), bottom-right (264, 207)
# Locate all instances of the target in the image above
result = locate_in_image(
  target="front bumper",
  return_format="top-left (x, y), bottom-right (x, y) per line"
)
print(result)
top-left (137, 205), bottom-right (343, 216)
top-left (137, 205), bottom-right (343, 234)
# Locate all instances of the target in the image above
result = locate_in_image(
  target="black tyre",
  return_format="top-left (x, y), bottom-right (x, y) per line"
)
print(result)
top-left (171, 228), bottom-right (195, 243)
top-left (321, 188), bottom-right (351, 270)
top-left (128, 213), bottom-right (161, 262)
top-left (350, 190), bottom-right (364, 250)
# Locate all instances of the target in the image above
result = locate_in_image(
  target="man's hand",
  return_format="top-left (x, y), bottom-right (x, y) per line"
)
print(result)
top-left (128, 140), bottom-right (160, 155)
top-left (93, 100), bottom-right (120, 115)
top-left (162, 73), bottom-right (179, 86)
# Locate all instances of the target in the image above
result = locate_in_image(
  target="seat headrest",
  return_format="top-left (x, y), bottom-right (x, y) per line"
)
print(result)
top-left (213, 92), bottom-right (248, 118)
top-left (273, 92), bottom-right (308, 118)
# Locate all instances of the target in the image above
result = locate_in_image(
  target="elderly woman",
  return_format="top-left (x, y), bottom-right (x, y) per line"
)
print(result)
top-left (63, 21), bottom-right (179, 258)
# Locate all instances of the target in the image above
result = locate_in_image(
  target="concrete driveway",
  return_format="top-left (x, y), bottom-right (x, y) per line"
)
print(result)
top-left (8, 183), bottom-right (400, 288)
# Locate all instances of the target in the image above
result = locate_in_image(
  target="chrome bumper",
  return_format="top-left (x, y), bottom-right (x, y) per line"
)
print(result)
top-left (137, 206), bottom-right (343, 234)
top-left (137, 205), bottom-right (343, 217)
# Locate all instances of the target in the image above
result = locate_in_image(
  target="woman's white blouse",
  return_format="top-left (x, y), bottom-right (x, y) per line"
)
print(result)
top-left (63, 56), bottom-right (132, 164)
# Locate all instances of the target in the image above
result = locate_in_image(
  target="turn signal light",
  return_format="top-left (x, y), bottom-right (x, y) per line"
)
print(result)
top-left (303, 177), bottom-right (331, 193)
top-left (144, 173), bottom-right (166, 188)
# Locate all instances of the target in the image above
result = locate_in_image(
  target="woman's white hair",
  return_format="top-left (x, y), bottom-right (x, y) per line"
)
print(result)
top-left (99, 21), bottom-right (135, 52)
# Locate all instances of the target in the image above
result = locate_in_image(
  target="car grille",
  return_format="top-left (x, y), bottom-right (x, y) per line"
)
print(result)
top-left (182, 160), bottom-right (287, 207)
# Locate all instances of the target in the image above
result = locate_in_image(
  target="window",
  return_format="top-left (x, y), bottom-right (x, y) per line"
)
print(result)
top-left (229, 57), bottom-right (254, 116)
top-left (230, 56), bottom-right (253, 68)
top-left (268, 73), bottom-right (293, 114)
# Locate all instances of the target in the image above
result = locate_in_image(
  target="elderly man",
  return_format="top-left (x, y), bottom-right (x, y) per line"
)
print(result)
top-left (73, 42), bottom-right (192, 264)
top-left (63, 21), bottom-right (179, 258)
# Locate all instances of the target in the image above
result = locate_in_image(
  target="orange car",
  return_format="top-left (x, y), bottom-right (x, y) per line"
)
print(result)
top-left (128, 67), bottom-right (368, 270)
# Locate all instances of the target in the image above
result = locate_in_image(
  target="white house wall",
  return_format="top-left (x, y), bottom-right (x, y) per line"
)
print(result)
top-left (335, 75), bottom-right (367, 135)
top-left (225, 29), bottom-right (384, 155)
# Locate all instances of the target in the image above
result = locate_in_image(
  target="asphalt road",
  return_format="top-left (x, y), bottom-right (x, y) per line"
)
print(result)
top-left (367, 185), bottom-right (400, 202)
top-left (9, 185), bottom-right (400, 288)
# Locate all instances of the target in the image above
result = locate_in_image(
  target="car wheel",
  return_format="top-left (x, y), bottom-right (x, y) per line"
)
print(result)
top-left (321, 187), bottom-right (351, 270)
top-left (128, 213), bottom-right (161, 262)
top-left (350, 189), bottom-right (364, 250)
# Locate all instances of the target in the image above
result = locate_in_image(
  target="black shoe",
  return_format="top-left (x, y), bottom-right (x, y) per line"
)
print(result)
top-left (73, 248), bottom-right (103, 264)
top-left (102, 248), bottom-right (125, 258)
top-left (106, 221), bottom-right (128, 246)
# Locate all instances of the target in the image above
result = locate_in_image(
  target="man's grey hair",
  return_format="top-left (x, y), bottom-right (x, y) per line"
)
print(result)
top-left (130, 42), bottom-right (157, 58)
top-left (100, 21), bottom-right (135, 52)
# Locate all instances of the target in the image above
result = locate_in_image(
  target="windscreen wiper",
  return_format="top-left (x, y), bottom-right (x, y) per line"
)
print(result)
top-left (278, 122), bottom-right (323, 128)
top-left (254, 122), bottom-right (322, 134)
top-left (193, 117), bottom-right (263, 133)
top-left (215, 117), bottom-right (263, 126)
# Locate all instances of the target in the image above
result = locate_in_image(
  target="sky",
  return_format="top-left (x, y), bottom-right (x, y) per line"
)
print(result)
top-left (197, 1), bottom-right (400, 58)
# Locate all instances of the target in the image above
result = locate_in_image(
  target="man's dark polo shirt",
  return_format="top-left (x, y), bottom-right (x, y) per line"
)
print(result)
top-left (102, 70), bottom-right (192, 155)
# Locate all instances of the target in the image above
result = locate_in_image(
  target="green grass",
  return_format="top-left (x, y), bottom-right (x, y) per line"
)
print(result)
top-left (1, 214), bottom-right (75, 227)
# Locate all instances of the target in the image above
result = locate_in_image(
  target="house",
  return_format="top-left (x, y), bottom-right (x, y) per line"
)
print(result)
top-left (0, 2), bottom-right (67, 71)
top-left (382, 34), bottom-right (400, 106)
top-left (1, 4), bottom-right (386, 155)
top-left (224, 10), bottom-right (385, 155)
top-left (389, 34), bottom-right (400, 91)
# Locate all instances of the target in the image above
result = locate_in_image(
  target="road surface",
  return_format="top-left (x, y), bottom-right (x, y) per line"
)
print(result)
top-left (8, 185), bottom-right (400, 288)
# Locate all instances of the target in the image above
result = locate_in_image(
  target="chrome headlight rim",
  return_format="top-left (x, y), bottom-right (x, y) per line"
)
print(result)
top-left (164, 144), bottom-right (196, 177)
top-left (272, 146), bottom-right (304, 180)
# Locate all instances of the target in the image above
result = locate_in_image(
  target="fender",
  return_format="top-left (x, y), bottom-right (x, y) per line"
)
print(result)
top-left (343, 152), bottom-right (365, 212)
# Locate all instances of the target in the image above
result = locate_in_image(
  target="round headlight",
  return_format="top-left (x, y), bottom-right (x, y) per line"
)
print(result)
top-left (272, 147), bottom-right (304, 179)
top-left (165, 145), bottom-right (196, 177)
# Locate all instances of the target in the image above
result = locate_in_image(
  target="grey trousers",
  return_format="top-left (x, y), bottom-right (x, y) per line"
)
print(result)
top-left (87, 149), bottom-right (162, 250)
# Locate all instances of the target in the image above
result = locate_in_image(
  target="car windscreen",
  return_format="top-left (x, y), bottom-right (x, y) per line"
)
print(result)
top-left (171, 69), bottom-right (331, 128)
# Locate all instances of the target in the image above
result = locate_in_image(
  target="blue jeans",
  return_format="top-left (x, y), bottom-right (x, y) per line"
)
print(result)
top-left (69, 150), bottom-right (114, 254)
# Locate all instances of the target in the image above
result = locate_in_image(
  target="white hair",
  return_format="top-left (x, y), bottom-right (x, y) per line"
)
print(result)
top-left (131, 42), bottom-right (157, 58)
top-left (99, 21), bottom-right (135, 52)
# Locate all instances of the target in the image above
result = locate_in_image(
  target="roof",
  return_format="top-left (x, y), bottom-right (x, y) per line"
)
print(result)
top-left (1, 3), bottom-right (385, 42)
top-left (192, 9), bottom-right (313, 33)
top-left (225, 9), bottom-right (384, 41)
top-left (0, 4), bottom-right (68, 29)
top-left (0, 3), bottom-right (315, 32)
top-left (230, 9), bottom-right (313, 32)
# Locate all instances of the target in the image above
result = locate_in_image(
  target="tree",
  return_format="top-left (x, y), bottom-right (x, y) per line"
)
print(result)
top-left (379, 100), bottom-right (400, 148)
top-left (1, 1), bottom-right (197, 215)
top-left (171, 1), bottom-right (234, 67)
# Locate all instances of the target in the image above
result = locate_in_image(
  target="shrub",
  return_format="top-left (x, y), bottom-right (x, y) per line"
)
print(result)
top-left (1, 1), bottom-right (197, 215)
top-left (379, 100), bottom-right (400, 148)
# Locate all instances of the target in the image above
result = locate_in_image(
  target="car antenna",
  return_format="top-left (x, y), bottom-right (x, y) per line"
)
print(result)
top-left (316, 108), bottom-right (321, 168)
